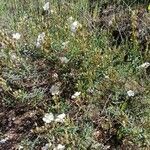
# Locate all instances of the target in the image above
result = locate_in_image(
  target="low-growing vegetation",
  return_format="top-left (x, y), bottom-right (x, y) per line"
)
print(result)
top-left (0, 0), bottom-right (150, 149)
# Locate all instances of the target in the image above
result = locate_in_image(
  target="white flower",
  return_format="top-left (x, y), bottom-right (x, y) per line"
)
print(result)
top-left (87, 87), bottom-right (94, 93)
top-left (42, 143), bottom-right (52, 150)
top-left (0, 139), bottom-right (7, 144)
top-left (0, 137), bottom-right (9, 144)
top-left (61, 41), bottom-right (69, 49)
top-left (52, 73), bottom-right (59, 79)
top-left (43, 113), bottom-right (54, 123)
top-left (54, 144), bottom-right (65, 150)
top-left (67, 16), bottom-right (74, 24)
top-left (59, 57), bottom-right (69, 64)
top-left (67, 17), bottom-right (82, 33)
top-left (127, 90), bottom-right (135, 97)
top-left (12, 33), bottom-right (21, 40)
top-left (71, 92), bottom-right (81, 99)
top-left (36, 42), bottom-right (41, 48)
top-left (43, 2), bottom-right (50, 11)
top-left (50, 83), bottom-right (61, 96)
top-left (0, 42), bottom-right (5, 49)
top-left (104, 75), bottom-right (109, 79)
top-left (38, 32), bottom-right (45, 41)
top-left (138, 62), bottom-right (150, 69)
top-left (70, 21), bottom-right (82, 33)
top-left (36, 32), bottom-right (45, 48)
top-left (18, 145), bottom-right (24, 150)
top-left (55, 113), bottom-right (66, 123)
top-left (50, 9), bottom-right (54, 13)
top-left (11, 53), bottom-right (17, 60)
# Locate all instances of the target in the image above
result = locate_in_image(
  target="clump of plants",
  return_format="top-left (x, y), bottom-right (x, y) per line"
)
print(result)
top-left (0, 0), bottom-right (150, 149)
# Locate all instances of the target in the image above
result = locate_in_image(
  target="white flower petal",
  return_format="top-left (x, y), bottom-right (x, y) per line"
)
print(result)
top-left (36, 32), bottom-right (45, 48)
top-left (43, 2), bottom-right (50, 11)
top-left (67, 16), bottom-right (74, 24)
top-left (42, 143), bottom-right (52, 150)
top-left (36, 41), bottom-right (41, 48)
top-left (52, 73), bottom-right (58, 79)
top-left (71, 92), bottom-right (81, 99)
top-left (54, 144), bottom-right (65, 150)
top-left (0, 139), bottom-right (7, 144)
top-left (61, 41), bottom-right (69, 49)
top-left (37, 32), bottom-right (45, 42)
top-left (43, 113), bottom-right (54, 123)
top-left (138, 62), bottom-right (150, 69)
top-left (55, 113), bottom-right (66, 123)
top-left (59, 57), bottom-right (69, 64)
top-left (127, 90), bottom-right (135, 97)
top-left (0, 137), bottom-right (9, 144)
top-left (104, 75), bottom-right (109, 79)
top-left (50, 83), bottom-right (61, 96)
top-left (18, 145), bottom-right (24, 150)
top-left (70, 21), bottom-right (82, 33)
top-left (12, 33), bottom-right (21, 40)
